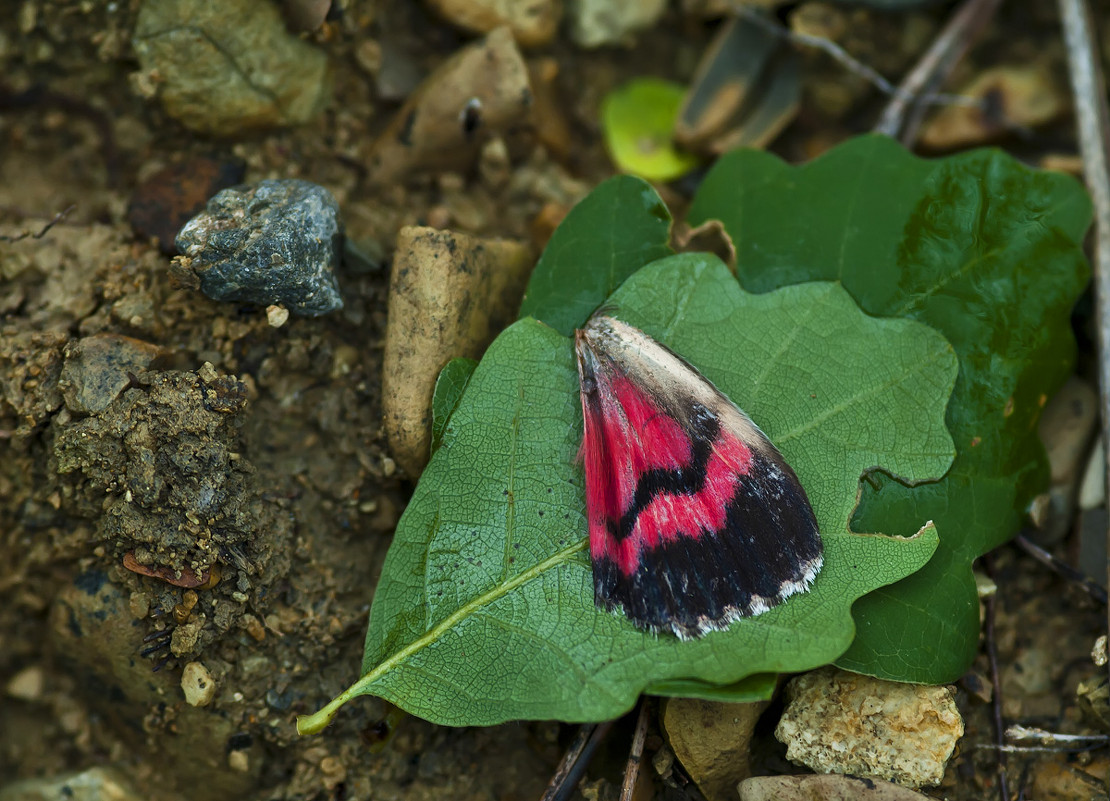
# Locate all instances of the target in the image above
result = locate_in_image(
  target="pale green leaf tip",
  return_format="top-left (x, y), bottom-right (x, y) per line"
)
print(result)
top-left (602, 78), bottom-right (700, 182)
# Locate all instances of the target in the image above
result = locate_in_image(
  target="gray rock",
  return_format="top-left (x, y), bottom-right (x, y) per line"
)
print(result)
top-left (568, 0), bottom-right (667, 47)
top-left (132, 0), bottom-right (331, 137)
top-left (175, 180), bottom-right (344, 316)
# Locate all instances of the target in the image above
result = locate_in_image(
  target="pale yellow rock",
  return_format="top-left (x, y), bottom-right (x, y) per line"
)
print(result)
top-left (181, 661), bottom-right (217, 707)
top-left (426, 0), bottom-right (562, 46)
top-left (6, 665), bottom-right (44, 701)
top-left (662, 697), bottom-right (767, 801)
top-left (228, 749), bottom-right (250, 773)
top-left (740, 774), bottom-right (937, 801)
top-left (266, 305), bottom-right (290, 328)
top-left (775, 667), bottom-right (963, 788)
top-left (383, 226), bottom-right (533, 476)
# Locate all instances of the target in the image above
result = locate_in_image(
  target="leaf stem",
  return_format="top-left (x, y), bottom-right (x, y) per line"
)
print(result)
top-left (297, 538), bottom-right (589, 735)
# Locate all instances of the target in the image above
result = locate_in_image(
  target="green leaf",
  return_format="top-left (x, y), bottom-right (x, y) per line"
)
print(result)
top-left (601, 78), bottom-right (701, 182)
top-left (647, 673), bottom-right (778, 704)
top-left (298, 253), bottom-right (956, 730)
top-left (430, 358), bottom-right (478, 455)
top-left (688, 134), bottom-right (1092, 682)
top-left (518, 175), bottom-right (672, 336)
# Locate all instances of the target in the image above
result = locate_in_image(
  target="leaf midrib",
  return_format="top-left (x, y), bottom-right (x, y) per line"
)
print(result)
top-left (351, 539), bottom-right (589, 699)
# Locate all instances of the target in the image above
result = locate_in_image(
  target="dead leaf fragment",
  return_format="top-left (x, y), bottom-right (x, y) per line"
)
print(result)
top-left (122, 551), bottom-right (211, 588)
top-left (366, 27), bottom-right (532, 185)
top-left (676, 15), bottom-right (800, 155)
top-left (921, 64), bottom-right (1064, 150)
top-left (662, 697), bottom-right (767, 801)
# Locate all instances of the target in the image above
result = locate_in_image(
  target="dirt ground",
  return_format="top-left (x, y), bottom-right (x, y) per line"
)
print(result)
top-left (1, 2), bottom-right (1109, 800)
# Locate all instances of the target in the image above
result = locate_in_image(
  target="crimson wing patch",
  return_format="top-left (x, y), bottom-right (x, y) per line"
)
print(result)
top-left (574, 315), bottom-right (823, 639)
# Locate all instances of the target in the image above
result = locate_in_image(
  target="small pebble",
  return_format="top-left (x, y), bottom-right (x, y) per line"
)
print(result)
top-left (266, 305), bottom-right (290, 328)
top-left (6, 665), bottom-right (45, 701)
top-left (1092, 635), bottom-right (1108, 667)
top-left (174, 179), bottom-right (344, 316)
top-left (128, 591), bottom-right (151, 619)
top-left (569, 0), bottom-right (667, 47)
top-left (59, 334), bottom-right (162, 415)
top-left (265, 688), bottom-right (295, 710)
top-left (181, 661), bottom-right (217, 706)
top-left (319, 755), bottom-right (347, 789)
top-left (242, 614), bottom-right (267, 642)
top-left (170, 616), bottom-right (206, 656)
top-left (228, 749), bottom-right (250, 773)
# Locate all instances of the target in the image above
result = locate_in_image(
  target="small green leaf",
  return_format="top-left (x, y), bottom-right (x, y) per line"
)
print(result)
top-left (647, 673), bottom-right (778, 704)
top-left (298, 254), bottom-right (956, 731)
top-left (688, 134), bottom-right (1092, 682)
top-left (519, 175), bottom-right (673, 336)
top-left (602, 78), bottom-right (702, 182)
top-left (430, 358), bottom-right (478, 455)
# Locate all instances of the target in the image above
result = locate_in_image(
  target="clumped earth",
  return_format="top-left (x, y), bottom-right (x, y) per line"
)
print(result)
top-left (1, 2), bottom-right (1108, 801)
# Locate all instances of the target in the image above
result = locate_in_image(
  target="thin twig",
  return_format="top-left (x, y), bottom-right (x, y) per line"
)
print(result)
top-left (541, 721), bottom-right (614, 801)
top-left (0, 204), bottom-right (75, 243)
top-left (978, 743), bottom-right (1108, 754)
top-left (732, 5), bottom-right (977, 111)
top-left (874, 0), bottom-right (1004, 142)
top-left (983, 556), bottom-right (1011, 801)
top-left (1013, 533), bottom-right (1108, 604)
top-left (619, 699), bottom-right (652, 801)
top-left (1056, 0), bottom-right (1110, 740)
top-left (1006, 724), bottom-right (1110, 744)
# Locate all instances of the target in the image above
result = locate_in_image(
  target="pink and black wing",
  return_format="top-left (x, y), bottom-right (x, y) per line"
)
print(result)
top-left (574, 316), bottom-right (823, 639)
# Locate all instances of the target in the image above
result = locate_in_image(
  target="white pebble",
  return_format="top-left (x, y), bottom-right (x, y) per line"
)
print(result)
top-left (181, 661), bottom-right (217, 707)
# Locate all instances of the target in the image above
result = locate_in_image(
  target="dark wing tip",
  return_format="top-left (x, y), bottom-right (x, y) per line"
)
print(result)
top-left (593, 449), bottom-right (823, 638)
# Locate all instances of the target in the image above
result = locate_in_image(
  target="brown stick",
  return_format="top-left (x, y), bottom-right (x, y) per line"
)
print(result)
top-left (541, 721), bottom-right (615, 801)
top-left (1013, 533), bottom-right (1108, 604)
top-left (0, 204), bottom-right (75, 243)
top-left (619, 699), bottom-right (652, 801)
top-left (982, 555), bottom-right (1011, 801)
top-left (1056, 8), bottom-right (1110, 796)
top-left (874, 0), bottom-right (1004, 143)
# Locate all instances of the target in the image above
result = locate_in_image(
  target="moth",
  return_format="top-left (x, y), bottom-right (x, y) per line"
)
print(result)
top-left (574, 315), bottom-right (823, 638)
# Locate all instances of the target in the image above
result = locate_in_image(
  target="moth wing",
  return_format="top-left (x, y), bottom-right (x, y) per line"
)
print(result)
top-left (576, 316), bottom-right (822, 638)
